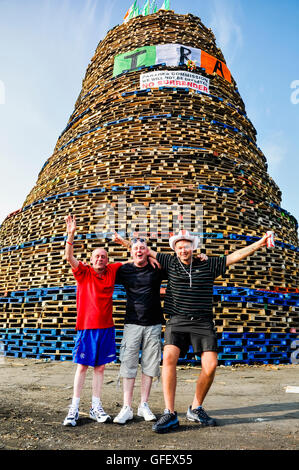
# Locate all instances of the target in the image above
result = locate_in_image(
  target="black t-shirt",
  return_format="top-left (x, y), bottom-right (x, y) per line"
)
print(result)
top-left (156, 253), bottom-right (227, 321)
top-left (116, 263), bottom-right (166, 326)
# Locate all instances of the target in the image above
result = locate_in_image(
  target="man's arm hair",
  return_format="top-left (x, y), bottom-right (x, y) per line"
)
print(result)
top-left (64, 215), bottom-right (79, 270)
top-left (226, 233), bottom-right (270, 267)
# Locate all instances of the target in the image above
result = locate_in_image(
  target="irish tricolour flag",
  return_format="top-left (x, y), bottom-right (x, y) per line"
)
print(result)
top-left (123, 1), bottom-right (139, 23)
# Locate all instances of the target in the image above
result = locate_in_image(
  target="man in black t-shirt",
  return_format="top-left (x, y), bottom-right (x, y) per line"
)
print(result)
top-left (113, 235), bottom-right (208, 426)
top-left (113, 238), bottom-right (166, 425)
top-left (143, 229), bottom-right (273, 433)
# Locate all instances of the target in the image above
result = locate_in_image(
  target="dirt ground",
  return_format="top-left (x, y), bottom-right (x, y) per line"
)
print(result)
top-left (0, 358), bottom-right (298, 453)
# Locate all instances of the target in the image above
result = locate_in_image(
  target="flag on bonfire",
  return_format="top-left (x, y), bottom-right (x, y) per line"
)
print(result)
top-left (160, 0), bottom-right (170, 10)
top-left (124, 1), bottom-right (139, 23)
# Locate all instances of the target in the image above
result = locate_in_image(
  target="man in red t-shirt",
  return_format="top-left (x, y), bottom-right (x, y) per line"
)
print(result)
top-left (63, 215), bottom-right (122, 427)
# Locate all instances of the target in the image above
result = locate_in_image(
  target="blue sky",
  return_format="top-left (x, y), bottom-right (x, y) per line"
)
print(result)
top-left (0, 0), bottom-right (298, 237)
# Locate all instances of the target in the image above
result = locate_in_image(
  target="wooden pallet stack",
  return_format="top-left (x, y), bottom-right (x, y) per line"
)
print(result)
top-left (0, 11), bottom-right (298, 364)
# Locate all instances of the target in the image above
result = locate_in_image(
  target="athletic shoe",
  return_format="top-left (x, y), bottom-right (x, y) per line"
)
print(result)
top-left (113, 405), bottom-right (133, 424)
top-left (137, 402), bottom-right (156, 421)
top-left (89, 402), bottom-right (111, 423)
top-left (186, 405), bottom-right (217, 426)
top-left (63, 405), bottom-right (79, 427)
top-left (152, 409), bottom-right (179, 433)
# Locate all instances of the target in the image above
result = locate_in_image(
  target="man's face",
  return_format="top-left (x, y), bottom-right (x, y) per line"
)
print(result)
top-left (131, 241), bottom-right (149, 267)
top-left (91, 248), bottom-right (108, 272)
top-left (175, 240), bottom-right (193, 264)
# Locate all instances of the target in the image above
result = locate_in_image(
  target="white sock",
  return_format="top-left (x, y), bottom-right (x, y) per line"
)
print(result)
top-left (92, 396), bottom-right (101, 408)
top-left (71, 397), bottom-right (80, 409)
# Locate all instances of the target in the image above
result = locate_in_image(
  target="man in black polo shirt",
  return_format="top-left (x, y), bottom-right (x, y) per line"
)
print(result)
top-left (113, 238), bottom-right (166, 425)
top-left (113, 235), bottom-right (208, 426)
top-left (145, 229), bottom-right (273, 433)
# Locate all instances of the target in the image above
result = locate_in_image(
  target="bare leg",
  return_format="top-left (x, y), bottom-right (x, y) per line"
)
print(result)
top-left (140, 373), bottom-right (153, 404)
top-left (73, 364), bottom-right (88, 398)
top-left (92, 364), bottom-right (105, 399)
top-left (123, 377), bottom-right (135, 407)
top-left (192, 351), bottom-right (218, 408)
top-left (161, 345), bottom-right (181, 413)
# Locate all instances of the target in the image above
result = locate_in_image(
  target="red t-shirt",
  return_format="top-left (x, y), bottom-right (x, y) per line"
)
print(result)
top-left (72, 261), bottom-right (122, 330)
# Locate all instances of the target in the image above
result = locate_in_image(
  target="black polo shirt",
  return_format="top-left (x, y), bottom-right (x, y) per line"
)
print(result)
top-left (116, 262), bottom-right (166, 326)
top-left (156, 253), bottom-right (227, 321)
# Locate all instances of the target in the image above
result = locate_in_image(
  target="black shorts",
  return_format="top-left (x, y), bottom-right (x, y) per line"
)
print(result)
top-left (164, 316), bottom-right (218, 358)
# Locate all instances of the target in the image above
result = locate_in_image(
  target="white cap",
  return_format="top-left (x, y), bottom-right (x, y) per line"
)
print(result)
top-left (169, 229), bottom-right (199, 251)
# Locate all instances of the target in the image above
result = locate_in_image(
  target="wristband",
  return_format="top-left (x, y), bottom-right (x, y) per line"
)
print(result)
top-left (66, 241), bottom-right (73, 246)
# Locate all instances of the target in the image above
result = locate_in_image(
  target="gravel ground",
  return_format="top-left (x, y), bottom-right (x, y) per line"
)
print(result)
top-left (0, 358), bottom-right (298, 457)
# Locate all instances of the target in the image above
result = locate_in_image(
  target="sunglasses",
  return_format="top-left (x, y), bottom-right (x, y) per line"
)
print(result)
top-left (131, 238), bottom-right (147, 245)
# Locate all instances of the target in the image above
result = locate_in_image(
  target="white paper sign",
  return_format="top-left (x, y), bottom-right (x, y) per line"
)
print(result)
top-left (140, 70), bottom-right (210, 93)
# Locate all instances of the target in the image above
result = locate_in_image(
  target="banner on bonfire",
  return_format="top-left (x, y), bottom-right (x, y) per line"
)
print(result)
top-left (113, 43), bottom-right (231, 83)
top-left (140, 70), bottom-right (210, 93)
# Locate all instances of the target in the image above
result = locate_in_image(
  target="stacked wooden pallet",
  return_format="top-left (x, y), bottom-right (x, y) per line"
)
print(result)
top-left (0, 11), bottom-right (298, 363)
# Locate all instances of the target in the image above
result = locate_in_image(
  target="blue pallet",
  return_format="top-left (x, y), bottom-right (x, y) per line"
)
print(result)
top-left (39, 346), bottom-right (73, 354)
top-left (57, 334), bottom-right (75, 341)
top-left (3, 340), bottom-right (23, 347)
top-left (7, 345), bottom-right (39, 354)
top-left (266, 339), bottom-right (288, 346)
top-left (244, 346), bottom-right (268, 353)
top-left (22, 340), bottom-right (44, 348)
top-left (21, 352), bottom-right (42, 359)
top-left (244, 333), bottom-right (266, 339)
top-left (217, 353), bottom-right (246, 360)
top-left (6, 334), bottom-right (24, 340)
top-left (60, 355), bottom-right (73, 361)
top-left (217, 339), bottom-right (244, 346)
top-left (247, 352), bottom-right (289, 360)
top-left (222, 346), bottom-right (244, 353)
top-left (60, 342), bottom-right (74, 349)
top-left (0, 328), bottom-right (22, 334)
top-left (38, 328), bottom-right (58, 335)
top-left (61, 329), bottom-right (76, 336)
top-left (5, 351), bottom-right (22, 358)
top-left (221, 333), bottom-right (243, 340)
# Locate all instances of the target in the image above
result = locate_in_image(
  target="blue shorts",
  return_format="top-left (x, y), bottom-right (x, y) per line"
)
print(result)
top-left (72, 327), bottom-right (116, 367)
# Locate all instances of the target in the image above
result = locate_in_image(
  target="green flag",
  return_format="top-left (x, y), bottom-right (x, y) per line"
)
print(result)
top-left (151, 0), bottom-right (158, 13)
top-left (141, 0), bottom-right (150, 15)
top-left (113, 46), bottom-right (157, 77)
top-left (123, 0), bottom-right (138, 23)
top-left (160, 0), bottom-right (170, 10)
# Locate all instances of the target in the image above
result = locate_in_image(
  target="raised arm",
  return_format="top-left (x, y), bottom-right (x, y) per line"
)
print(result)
top-left (113, 232), bottom-right (158, 259)
top-left (226, 232), bottom-right (272, 267)
top-left (64, 215), bottom-right (79, 270)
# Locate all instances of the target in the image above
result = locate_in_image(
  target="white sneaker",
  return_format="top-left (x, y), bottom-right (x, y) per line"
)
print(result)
top-left (137, 402), bottom-right (156, 421)
top-left (113, 405), bottom-right (133, 424)
top-left (90, 402), bottom-right (111, 423)
top-left (63, 405), bottom-right (79, 426)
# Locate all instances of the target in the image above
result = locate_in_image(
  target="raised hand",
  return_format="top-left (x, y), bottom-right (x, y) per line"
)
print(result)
top-left (259, 231), bottom-right (274, 247)
top-left (65, 215), bottom-right (76, 235)
top-left (113, 231), bottom-right (131, 249)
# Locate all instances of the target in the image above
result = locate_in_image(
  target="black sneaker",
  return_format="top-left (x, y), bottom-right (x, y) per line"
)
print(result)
top-left (186, 406), bottom-right (216, 426)
top-left (152, 409), bottom-right (179, 433)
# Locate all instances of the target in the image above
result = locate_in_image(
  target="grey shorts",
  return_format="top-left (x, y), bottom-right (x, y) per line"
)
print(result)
top-left (119, 324), bottom-right (162, 379)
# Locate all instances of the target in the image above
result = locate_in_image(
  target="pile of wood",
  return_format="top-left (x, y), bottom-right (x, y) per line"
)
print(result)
top-left (0, 11), bottom-right (298, 354)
